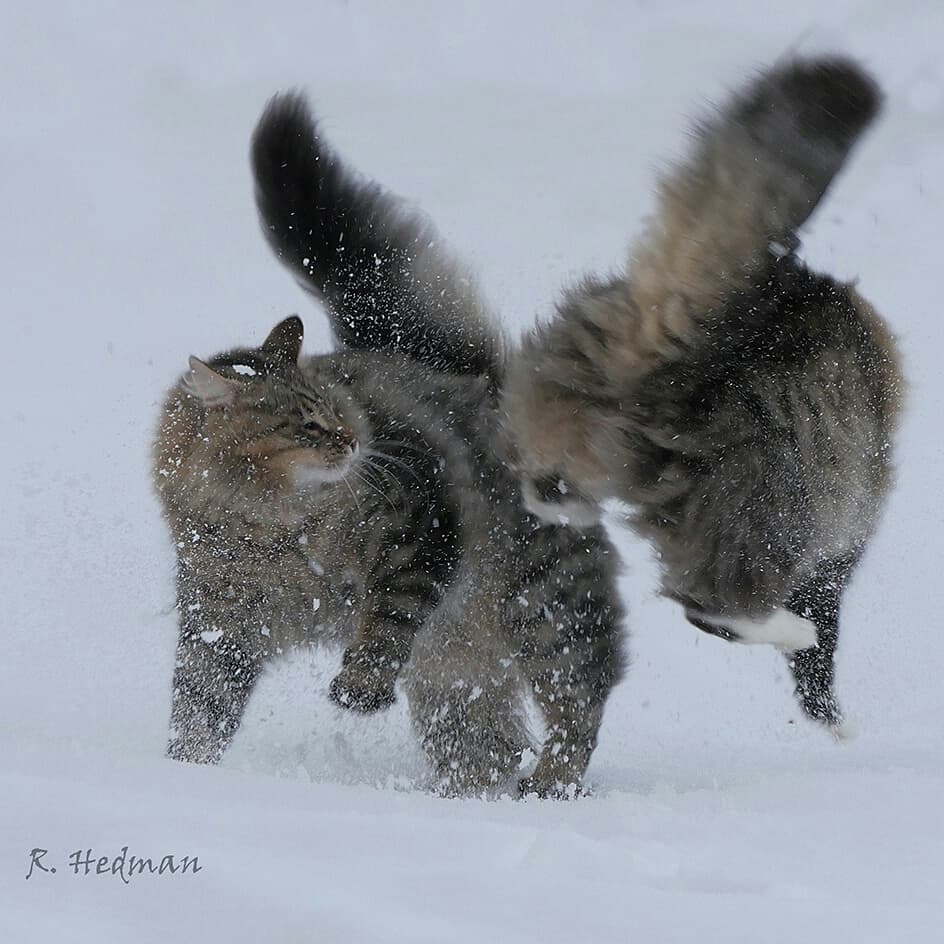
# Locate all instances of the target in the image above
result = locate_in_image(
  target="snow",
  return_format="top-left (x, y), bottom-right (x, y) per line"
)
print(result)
top-left (3, 1), bottom-right (943, 940)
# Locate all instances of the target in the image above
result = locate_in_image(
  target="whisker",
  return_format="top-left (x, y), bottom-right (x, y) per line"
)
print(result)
top-left (364, 455), bottom-right (439, 515)
top-left (372, 438), bottom-right (437, 461)
top-left (366, 449), bottom-right (429, 489)
top-left (362, 458), bottom-right (407, 498)
top-left (341, 472), bottom-right (361, 513)
top-left (352, 468), bottom-right (399, 513)
top-left (362, 459), bottom-right (409, 500)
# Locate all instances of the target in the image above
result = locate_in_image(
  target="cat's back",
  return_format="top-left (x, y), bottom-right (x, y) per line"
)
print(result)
top-left (304, 349), bottom-right (530, 562)
top-left (637, 258), bottom-right (900, 440)
top-left (323, 350), bottom-right (493, 420)
top-left (726, 262), bottom-right (900, 456)
top-left (307, 349), bottom-right (501, 475)
top-left (622, 257), bottom-right (903, 552)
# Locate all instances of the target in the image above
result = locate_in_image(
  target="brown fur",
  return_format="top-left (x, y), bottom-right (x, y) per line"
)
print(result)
top-left (503, 57), bottom-right (903, 729)
top-left (156, 325), bottom-right (626, 796)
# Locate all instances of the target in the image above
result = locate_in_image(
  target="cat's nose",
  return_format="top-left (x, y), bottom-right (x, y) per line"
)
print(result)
top-left (335, 426), bottom-right (358, 455)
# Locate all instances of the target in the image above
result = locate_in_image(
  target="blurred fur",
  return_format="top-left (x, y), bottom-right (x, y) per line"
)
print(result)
top-left (252, 91), bottom-right (504, 389)
top-left (503, 57), bottom-right (903, 729)
top-left (155, 98), bottom-right (627, 796)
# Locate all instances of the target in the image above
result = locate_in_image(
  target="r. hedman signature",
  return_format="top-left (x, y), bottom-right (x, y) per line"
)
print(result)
top-left (25, 847), bottom-right (202, 884)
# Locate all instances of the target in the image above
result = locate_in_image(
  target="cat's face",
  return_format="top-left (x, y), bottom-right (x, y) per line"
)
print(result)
top-left (182, 316), bottom-right (368, 499)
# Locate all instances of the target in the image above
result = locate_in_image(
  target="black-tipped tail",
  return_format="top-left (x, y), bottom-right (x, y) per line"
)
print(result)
top-left (628, 56), bottom-right (882, 327)
top-left (251, 92), bottom-right (503, 383)
top-left (721, 55), bottom-right (882, 238)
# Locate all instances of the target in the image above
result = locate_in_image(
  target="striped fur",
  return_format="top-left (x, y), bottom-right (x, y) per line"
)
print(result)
top-left (158, 92), bottom-right (628, 793)
top-left (503, 57), bottom-right (903, 731)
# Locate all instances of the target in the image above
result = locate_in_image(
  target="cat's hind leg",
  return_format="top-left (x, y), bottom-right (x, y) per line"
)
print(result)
top-left (509, 523), bottom-right (627, 798)
top-left (784, 551), bottom-right (861, 731)
top-left (403, 626), bottom-right (533, 796)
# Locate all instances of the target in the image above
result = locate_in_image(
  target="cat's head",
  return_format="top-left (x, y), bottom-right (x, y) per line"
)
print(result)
top-left (175, 316), bottom-right (368, 501)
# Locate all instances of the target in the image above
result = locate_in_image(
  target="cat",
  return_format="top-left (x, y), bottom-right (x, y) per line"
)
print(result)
top-left (501, 56), bottom-right (903, 732)
top-left (153, 93), bottom-right (626, 797)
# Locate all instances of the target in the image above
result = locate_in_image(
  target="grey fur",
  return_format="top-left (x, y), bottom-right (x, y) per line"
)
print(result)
top-left (503, 56), bottom-right (903, 729)
top-left (156, 100), bottom-right (627, 796)
top-left (251, 91), bottom-right (505, 389)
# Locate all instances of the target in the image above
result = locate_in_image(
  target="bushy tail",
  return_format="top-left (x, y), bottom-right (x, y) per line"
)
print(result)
top-left (630, 55), bottom-right (882, 321)
top-left (251, 92), bottom-right (504, 384)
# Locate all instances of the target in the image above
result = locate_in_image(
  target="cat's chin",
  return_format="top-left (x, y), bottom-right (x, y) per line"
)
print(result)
top-left (292, 460), bottom-right (357, 491)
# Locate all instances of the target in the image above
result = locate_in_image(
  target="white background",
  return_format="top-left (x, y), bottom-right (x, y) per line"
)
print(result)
top-left (2, 2), bottom-right (942, 940)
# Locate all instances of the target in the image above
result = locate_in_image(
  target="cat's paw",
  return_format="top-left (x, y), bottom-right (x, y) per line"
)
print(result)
top-left (329, 654), bottom-right (397, 713)
top-left (797, 689), bottom-right (844, 729)
top-left (518, 773), bottom-right (587, 800)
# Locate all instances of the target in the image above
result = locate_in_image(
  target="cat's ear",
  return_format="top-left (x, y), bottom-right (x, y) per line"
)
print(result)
top-left (183, 356), bottom-right (237, 407)
top-left (262, 315), bottom-right (304, 364)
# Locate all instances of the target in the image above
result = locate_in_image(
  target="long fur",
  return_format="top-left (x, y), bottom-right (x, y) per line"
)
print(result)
top-left (251, 92), bottom-right (504, 387)
top-left (631, 56), bottom-right (881, 329)
top-left (503, 56), bottom-right (904, 730)
top-left (156, 92), bottom-right (628, 796)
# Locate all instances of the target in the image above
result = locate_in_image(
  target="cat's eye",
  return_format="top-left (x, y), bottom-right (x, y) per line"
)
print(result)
top-left (303, 421), bottom-right (325, 437)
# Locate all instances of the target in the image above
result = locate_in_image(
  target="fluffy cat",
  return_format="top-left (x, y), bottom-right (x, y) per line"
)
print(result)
top-left (154, 94), bottom-right (626, 796)
top-left (502, 57), bottom-right (903, 731)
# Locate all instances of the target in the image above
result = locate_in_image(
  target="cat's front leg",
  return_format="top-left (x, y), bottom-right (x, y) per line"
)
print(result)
top-left (329, 639), bottom-right (399, 713)
top-left (168, 626), bottom-right (263, 764)
top-left (166, 575), bottom-right (267, 764)
top-left (329, 505), bottom-right (461, 713)
top-left (328, 601), bottom-right (431, 714)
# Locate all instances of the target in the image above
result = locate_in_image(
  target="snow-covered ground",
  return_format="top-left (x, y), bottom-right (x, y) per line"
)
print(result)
top-left (3, 2), bottom-right (943, 940)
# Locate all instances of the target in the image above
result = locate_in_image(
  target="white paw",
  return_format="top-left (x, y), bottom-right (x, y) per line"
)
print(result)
top-left (700, 608), bottom-right (818, 652)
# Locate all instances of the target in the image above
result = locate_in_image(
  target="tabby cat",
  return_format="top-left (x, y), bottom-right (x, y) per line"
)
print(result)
top-left (154, 93), bottom-right (626, 796)
top-left (502, 57), bottom-right (903, 731)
